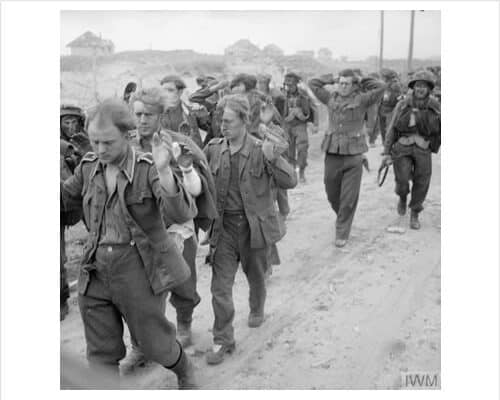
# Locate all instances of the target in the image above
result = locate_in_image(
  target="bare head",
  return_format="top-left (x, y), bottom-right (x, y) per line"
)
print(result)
top-left (86, 99), bottom-right (135, 164)
top-left (130, 88), bottom-right (164, 139)
top-left (220, 94), bottom-right (250, 142)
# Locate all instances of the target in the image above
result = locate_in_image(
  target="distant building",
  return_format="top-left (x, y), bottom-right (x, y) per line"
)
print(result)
top-left (224, 39), bottom-right (261, 61)
top-left (66, 31), bottom-right (114, 57)
top-left (262, 44), bottom-right (284, 59)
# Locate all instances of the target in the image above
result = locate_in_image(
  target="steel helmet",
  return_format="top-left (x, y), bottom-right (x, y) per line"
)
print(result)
top-left (60, 104), bottom-right (85, 121)
top-left (408, 70), bottom-right (435, 90)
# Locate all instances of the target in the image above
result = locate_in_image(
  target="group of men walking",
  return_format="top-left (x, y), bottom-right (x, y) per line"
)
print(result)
top-left (60, 66), bottom-right (440, 389)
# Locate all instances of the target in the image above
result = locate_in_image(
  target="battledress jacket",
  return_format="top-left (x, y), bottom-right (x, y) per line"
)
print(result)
top-left (203, 134), bottom-right (297, 249)
top-left (383, 94), bottom-right (441, 154)
top-left (61, 146), bottom-right (198, 295)
top-left (308, 75), bottom-right (387, 155)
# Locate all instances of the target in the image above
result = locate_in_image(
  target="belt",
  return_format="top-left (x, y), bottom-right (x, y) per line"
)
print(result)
top-left (223, 211), bottom-right (246, 219)
top-left (98, 240), bottom-right (136, 253)
top-left (398, 134), bottom-right (429, 149)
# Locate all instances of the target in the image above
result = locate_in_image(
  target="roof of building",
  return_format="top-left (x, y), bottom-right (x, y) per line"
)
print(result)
top-left (66, 31), bottom-right (114, 49)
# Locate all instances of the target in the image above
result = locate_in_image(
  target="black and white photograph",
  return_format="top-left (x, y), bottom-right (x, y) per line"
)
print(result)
top-left (59, 9), bottom-right (442, 389)
top-left (0, 1), bottom-right (499, 397)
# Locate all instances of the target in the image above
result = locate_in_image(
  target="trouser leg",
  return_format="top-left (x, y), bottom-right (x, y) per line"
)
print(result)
top-left (295, 124), bottom-right (309, 171)
top-left (239, 225), bottom-right (268, 316)
top-left (287, 126), bottom-right (297, 169)
top-left (78, 268), bottom-right (125, 376)
top-left (409, 147), bottom-right (432, 213)
top-left (323, 154), bottom-right (344, 214)
top-left (392, 144), bottom-right (414, 200)
top-left (60, 229), bottom-right (70, 307)
top-left (170, 235), bottom-right (201, 325)
top-left (379, 114), bottom-right (387, 143)
top-left (99, 246), bottom-right (180, 367)
top-left (211, 217), bottom-right (240, 345)
top-left (336, 155), bottom-right (363, 240)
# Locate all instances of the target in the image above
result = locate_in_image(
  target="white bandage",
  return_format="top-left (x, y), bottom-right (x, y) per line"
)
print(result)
top-left (181, 166), bottom-right (202, 197)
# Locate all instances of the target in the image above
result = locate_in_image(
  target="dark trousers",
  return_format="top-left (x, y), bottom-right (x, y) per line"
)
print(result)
top-left (211, 213), bottom-right (268, 345)
top-left (392, 143), bottom-right (432, 213)
top-left (378, 112), bottom-right (390, 143)
top-left (60, 228), bottom-right (70, 306)
top-left (78, 244), bottom-right (180, 372)
top-left (366, 105), bottom-right (380, 144)
top-left (169, 235), bottom-right (201, 324)
top-left (324, 153), bottom-right (364, 240)
top-left (287, 123), bottom-right (309, 170)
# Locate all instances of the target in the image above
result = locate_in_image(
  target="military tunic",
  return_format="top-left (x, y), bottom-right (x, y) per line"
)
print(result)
top-left (61, 145), bottom-right (197, 371)
top-left (203, 133), bottom-right (296, 345)
top-left (309, 74), bottom-right (386, 240)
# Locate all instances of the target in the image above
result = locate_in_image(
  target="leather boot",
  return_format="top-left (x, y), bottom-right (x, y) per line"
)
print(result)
top-left (410, 210), bottom-right (421, 230)
top-left (299, 168), bottom-right (306, 183)
top-left (167, 344), bottom-right (198, 389)
top-left (120, 345), bottom-right (147, 375)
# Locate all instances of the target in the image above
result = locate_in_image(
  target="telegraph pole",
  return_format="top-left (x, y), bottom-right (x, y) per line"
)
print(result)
top-left (379, 11), bottom-right (384, 72)
top-left (92, 46), bottom-right (98, 103)
top-left (407, 10), bottom-right (415, 77)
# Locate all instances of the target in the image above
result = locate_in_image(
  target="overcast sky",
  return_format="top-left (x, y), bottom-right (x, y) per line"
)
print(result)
top-left (61, 10), bottom-right (440, 60)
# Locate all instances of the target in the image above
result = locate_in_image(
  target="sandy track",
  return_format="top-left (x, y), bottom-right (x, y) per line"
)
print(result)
top-left (61, 133), bottom-right (440, 389)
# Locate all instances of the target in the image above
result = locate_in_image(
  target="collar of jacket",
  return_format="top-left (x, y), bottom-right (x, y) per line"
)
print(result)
top-left (219, 132), bottom-right (253, 158)
top-left (90, 145), bottom-right (136, 184)
top-left (403, 94), bottom-right (440, 114)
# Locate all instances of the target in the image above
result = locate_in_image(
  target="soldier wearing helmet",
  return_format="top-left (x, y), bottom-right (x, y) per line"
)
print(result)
top-left (60, 104), bottom-right (92, 320)
top-left (382, 69), bottom-right (441, 230)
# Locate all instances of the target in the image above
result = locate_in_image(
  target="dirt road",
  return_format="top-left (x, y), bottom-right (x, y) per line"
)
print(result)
top-left (61, 133), bottom-right (441, 389)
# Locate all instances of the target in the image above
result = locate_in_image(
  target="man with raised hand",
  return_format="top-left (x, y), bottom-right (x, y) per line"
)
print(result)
top-left (61, 99), bottom-right (198, 389)
top-left (203, 94), bottom-right (297, 365)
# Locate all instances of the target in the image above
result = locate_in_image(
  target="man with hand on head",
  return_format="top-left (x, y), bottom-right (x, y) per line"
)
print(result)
top-left (304, 69), bottom-right (387, 247)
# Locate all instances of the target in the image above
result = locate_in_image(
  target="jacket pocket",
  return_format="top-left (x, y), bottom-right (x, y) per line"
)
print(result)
top-left (125, 188), bottom-right (153, 205)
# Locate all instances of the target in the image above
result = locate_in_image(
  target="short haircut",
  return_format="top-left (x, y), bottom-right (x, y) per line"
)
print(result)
top-left (85, 98), bottom-right (136, 134)
top-left (284, 72), bottom-right (301, 83)
top-left (123, 82), bottom-right (137, 96)
top-left (230, 73), bottom-right (257, 92)
top-left (219, 94), bottom-right (250, 124)
top-left (160, 75), bottom-right (186, 90)
top-left (130, 87), bottom-right (164, 114)
top-left (338, 69), bottom-right (359, 83)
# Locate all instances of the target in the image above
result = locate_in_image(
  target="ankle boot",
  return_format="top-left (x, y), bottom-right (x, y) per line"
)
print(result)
top-left (299, 168), bottom-right (306, 183)
top-left (410, 210), bottom-right (421, 230)
top-left (397, 196), bottom-right (407, 216)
